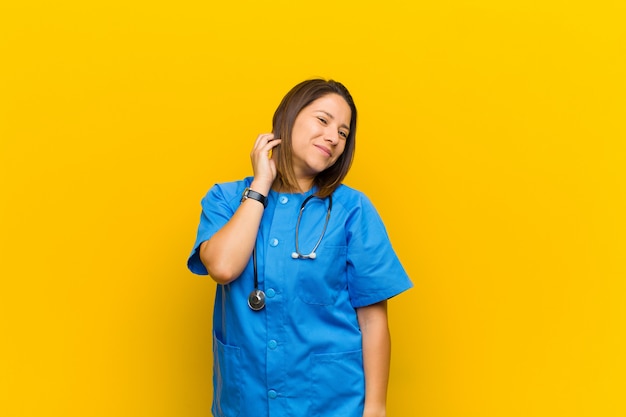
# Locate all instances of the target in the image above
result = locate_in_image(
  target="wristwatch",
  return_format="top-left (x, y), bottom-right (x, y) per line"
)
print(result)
top-left (241, 187), bottom-right (268, 208)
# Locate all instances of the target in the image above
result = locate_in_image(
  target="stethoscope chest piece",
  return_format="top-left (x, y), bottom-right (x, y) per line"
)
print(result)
top-left (248, 289), bottom-right (266, 311)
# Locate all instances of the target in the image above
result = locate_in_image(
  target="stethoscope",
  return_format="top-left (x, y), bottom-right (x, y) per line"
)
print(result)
top-left (248, 194), bottom-right (333, 311)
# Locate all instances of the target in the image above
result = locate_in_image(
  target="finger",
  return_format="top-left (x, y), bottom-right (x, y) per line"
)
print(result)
top-left (253, 137), bottom-right (281, 158)
top-left (267, 139), bottom-right (281, 159)
top-left (252, 135), bottom-right (280, 162)
top-left (253, 133), bottom-right (274, 150)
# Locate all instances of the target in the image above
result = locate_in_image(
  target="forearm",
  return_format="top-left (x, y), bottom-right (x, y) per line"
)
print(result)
top-left (199, 180), bottom-right (269, 284)
top-left (200, 133), bottom-right (280, 284)
top-left (357, 301), bottom-right (390, 417)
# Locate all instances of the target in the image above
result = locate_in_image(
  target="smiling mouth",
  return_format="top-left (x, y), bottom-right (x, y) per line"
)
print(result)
top-left (315, 145), bottom-right (332, 157)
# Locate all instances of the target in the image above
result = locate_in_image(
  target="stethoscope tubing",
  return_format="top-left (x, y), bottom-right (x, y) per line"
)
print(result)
top-left (249, 194), bottom-right (333, 311)
top-left (292, 194), bottom-right (332, 260)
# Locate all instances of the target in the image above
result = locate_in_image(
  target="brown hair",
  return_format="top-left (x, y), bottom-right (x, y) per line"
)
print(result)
top-left (272, 79), bottom-right (357, 198)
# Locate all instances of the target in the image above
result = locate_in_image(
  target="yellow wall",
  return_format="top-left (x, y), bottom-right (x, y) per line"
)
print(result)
top-left (1, 1), bottom-right (624, 416)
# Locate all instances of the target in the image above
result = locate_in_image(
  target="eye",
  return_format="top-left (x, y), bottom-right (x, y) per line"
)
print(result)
top-left (339, 130), bottom-right (349, 139)
top-left (317, 117), bottom-right (328, 124)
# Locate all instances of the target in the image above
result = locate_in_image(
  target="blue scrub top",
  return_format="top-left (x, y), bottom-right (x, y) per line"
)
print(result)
top-left (188, 177), bottom-right (412, 417)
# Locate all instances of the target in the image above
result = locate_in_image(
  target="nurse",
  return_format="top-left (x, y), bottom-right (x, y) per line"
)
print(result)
top-left (188, 79), bottom-right (412, 417)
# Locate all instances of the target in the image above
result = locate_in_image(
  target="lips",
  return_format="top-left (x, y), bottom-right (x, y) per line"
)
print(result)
top-left (314, 144), bottom-right (332, 157)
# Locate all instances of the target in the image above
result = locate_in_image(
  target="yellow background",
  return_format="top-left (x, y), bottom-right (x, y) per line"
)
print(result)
top-left (1, 1), bottom-right (625, 416)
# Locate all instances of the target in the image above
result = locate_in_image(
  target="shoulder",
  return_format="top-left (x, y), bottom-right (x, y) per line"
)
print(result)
top-left (201, 177), bottom-right (253, 207)
top-left (332, 184), bottom-right (377, 213)
top-left (332, 183), bottom-right (366, 201)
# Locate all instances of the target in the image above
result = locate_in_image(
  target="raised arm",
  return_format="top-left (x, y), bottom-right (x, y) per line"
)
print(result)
top-left (199, 133), bottom-right (281, 284)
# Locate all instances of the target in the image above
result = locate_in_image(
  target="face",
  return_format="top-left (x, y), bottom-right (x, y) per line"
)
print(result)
top-left (289, 93), bottom-right (352, 184)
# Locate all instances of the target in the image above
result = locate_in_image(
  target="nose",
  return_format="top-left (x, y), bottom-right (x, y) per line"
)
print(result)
top-left (324, 129), bottom-right (339, 145)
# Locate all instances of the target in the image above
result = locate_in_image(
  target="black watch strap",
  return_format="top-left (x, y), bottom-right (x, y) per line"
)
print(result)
top-left (241, 187), bottom-right (268, 208)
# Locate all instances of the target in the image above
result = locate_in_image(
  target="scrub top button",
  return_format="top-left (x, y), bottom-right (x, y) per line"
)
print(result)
top-left (268, 340), bottom-right (277, 350)
top-left (268, 390), bottom-right (277, 399)
top-left (266, 288), bottom-right (276, 298)
top-left (279, 196), bottom-right (289, 204)
top-left (270, 238), bottom-right (279, 247)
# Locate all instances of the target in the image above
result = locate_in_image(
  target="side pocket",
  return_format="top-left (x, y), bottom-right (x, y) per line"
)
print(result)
top-left (212, 333), bottom-right (242, 417)
top-left (310, 350), bottom-right (365, 417)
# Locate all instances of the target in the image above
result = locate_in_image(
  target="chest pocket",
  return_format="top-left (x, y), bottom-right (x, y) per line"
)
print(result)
top-left (296, 245), bottom-right (347, 305)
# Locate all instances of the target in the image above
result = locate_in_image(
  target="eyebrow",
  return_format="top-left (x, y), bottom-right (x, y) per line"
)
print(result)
top-left (317, 110), bottom-right (350, 131)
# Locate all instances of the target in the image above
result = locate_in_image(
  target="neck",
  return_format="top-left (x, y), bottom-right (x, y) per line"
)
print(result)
top-left (297, 177), bottom-right (314, 193)
top-left (272, 177), bottom-right (315, 194)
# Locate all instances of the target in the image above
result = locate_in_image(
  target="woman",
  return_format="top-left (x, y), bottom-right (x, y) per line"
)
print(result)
top-left (188, 79), bottom-right (412, 417)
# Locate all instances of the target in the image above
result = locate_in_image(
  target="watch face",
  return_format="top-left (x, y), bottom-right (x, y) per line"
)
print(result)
top-left (241, 188), bottom-right (251, 203)
top-left (241, 187), bottom-right (267, 207)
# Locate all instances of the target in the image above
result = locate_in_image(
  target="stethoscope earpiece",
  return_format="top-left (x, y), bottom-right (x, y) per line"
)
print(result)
top-left (291, 195), bottom-right (332, 261)
top-left (291, 252), bottom-right (317, 260)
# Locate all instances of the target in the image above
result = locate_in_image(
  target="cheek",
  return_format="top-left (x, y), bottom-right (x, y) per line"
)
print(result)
top-left (331, 145), bottom-right (347, 165)
top-left (336, 142), bottom-right (347, 157)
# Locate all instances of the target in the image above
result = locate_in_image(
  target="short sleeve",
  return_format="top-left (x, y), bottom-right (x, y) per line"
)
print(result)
top-left (345, 193), bottom-right (412, 308)
top-left (187, 183), bottom-right (240, 275)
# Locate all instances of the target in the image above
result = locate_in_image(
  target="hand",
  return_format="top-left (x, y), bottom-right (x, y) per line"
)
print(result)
top-left (250, 133), bottom-right (282, 194)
